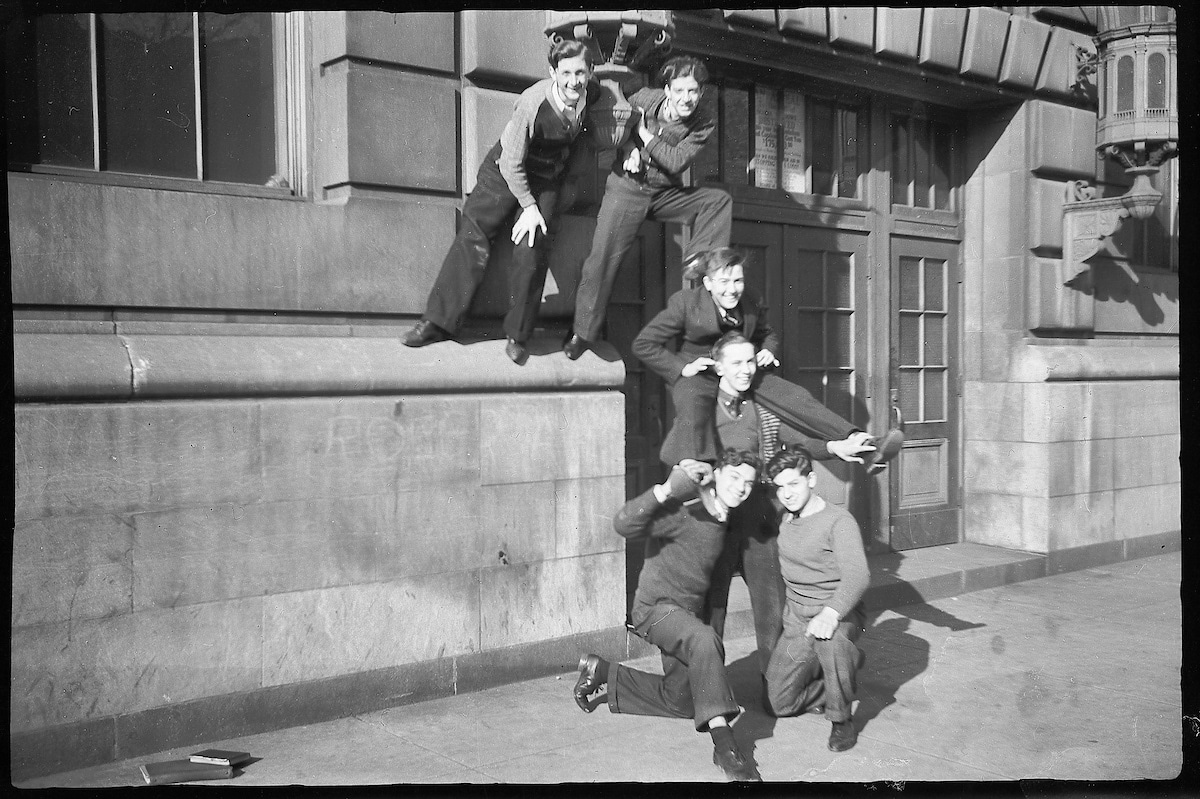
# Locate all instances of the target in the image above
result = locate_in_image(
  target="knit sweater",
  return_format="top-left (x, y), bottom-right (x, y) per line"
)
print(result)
top-left (496, 78), bottom-right (598, 208)
top-left (621, 87), bottom-right (717, 188)
top-left (777, 502), bottom-right (869, 620)
top-left (613, 485), bottom-right (728, 617)
top-left (715, 391), bottom-right (833, 467)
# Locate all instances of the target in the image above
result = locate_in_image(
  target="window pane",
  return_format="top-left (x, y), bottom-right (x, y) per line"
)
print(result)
top-left (1147, 52), bottom-right (1166, 109)
top-left (753, 85), bottom-right (778, 188)
top-left (827, 253), bottom-right (852, 308)
top-left (7, 15), bottom-right (95, 168)
top-left (855, 111), bottom-right (870, 200)
top-left (809, 98), bottom-right (834, 196)
top-left (837, 107), bottom-right (858, 199)
top-left (913, 117), bottom-right (930, 208)
top-left (899, 313), bottom-right (920, 365)
top-left (721, 85), bottom-right (750, 185)
top-left (781, 89), bottom-right (806, 193)
top-left (898, 369), bottom-right (921, 421)
top-left (100, 13), bottom-right (197, 178)
top-left (932, 121), bottom-right (953, 210)
top-left (793, 312), bottom-right (824, 367)
top-left (899, 256), bottom-right (921, 310)
top-left (826, 312), bottom-right (852, 368)
top-left (924, 315), bottom-right (945, 365)
top-left (826, 371), bottom-right (854, 421)
top-left (891, 114), bottom-right (910, 205)
top-left (1116, 55), bottom-right (1134, 112)
top-left (794, 249), bottom-right (824, 306)
top-left (201, 12), bottom-right (275, 184)
top-left (924, 258), bottom-right (944, 311)
top-left (924, 369), bottom-right (946, 421)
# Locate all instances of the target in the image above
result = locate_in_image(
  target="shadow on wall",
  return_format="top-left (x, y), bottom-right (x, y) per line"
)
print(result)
top-left (1064, 254), bottom-right (1179, 328)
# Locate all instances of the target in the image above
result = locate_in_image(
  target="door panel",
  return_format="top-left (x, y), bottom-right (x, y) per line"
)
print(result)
top-left (888, 237), bottom-right (960, 549)
top-left (732, 220), bottom-right (872, 528)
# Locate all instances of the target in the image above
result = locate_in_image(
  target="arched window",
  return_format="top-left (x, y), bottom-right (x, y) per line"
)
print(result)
top-left (1116, 55), bottom-right (1134, 113)
top-left (1147, 52), bottom-right (1167, 109)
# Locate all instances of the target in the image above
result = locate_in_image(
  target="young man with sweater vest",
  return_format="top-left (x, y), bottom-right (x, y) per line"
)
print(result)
top-left (562, 55), bottom-right (732, 360)
top-left (572, 449), bottom-right (765, 782)
top-left (763, 447), bottom-right (869, 753)
top-left (404, 39), bottom-right (597, 365)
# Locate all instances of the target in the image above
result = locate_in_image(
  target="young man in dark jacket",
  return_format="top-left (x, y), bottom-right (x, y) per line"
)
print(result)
top-left (404, 39), bottom-right (597, 365)
top-left (563, 55), bottom-right (731, 359)
top-left (571, 449), bottom-right (764, 782)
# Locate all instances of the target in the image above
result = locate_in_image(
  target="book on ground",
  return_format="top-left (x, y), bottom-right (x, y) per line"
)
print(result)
top-left (140, 759), bottom-right (234, 785)
top-left (189, 749), bottom-right (252, 767)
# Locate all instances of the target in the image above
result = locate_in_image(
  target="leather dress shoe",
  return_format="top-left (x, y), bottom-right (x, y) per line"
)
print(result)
top-left (562, 333), bottom-right (589, 360)
top-left (863, 428), bottom-right (904, 473)
top-left (505, 338), bottom-right (529, 365)
top-left (712, 741), bottom-right (762, 781)
top-left (828, 719), bottom-right (858, 752)
top-left (402, 319), bottom-right (450, 348)
top-left (573, 653), bottom-right (604, 712)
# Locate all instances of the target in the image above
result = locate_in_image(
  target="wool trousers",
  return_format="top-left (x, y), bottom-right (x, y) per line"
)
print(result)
top-left (572, 172), bottom-right (732, 342)
top-left (609, 601), bottom-right (741, 731)
top-left (764, 605), bottom-right (865, 722)
top-left (423, 153), bottom-right (560, 343)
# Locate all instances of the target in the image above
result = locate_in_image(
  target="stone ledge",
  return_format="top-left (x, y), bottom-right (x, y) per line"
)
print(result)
top-left (1008, 340), bottom-right (1179, 382)
top-left (14, 330), bottom-right (626, 400)
top-left (9, 624), bottom-right (648, 781)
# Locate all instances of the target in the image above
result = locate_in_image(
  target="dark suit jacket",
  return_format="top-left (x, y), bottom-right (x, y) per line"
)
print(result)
top-left (632, 287), bottom-right (782, 385)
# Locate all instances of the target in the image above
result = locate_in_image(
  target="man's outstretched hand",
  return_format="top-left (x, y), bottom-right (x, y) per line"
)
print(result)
top-left (826, 431), bottom-right (876, 464)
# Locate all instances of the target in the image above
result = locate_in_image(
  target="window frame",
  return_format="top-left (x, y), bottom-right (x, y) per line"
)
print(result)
top-left (6, 11), bottom-right (308, 199)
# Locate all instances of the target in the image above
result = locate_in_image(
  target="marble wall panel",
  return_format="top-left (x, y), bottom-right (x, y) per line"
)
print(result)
top-left (131, 496), bottom-right (392, 610)
top-left (963, 492), bottom-right (1031, 551)
top-left (1112, 434), bottom-right (1181, 490)
top-left (777, 8), bottom-right (828, 39)
top-left (1036, 27), bottom-right (1095, 101)
top-left (960, 7), bottom-right (1011, 82)
top-left (919, 7), bottom-right (968, 71)
top-left (1043, 491), bottom-right (1117, 551)
top-left (348, 11), bottom-right (455, 73)
top-left (998, 15), bottom-right (1051, 90)
top-left (1022, 382), bottom-right (1094, 443)
top-left (479, 551), bottom-right (625, 650)
top-left (1024, 381), bottom-right (1178, 444)
top-left (979, 255), bottom-right (1025, 331)
top-left (258, 396), bottom-right (480, 503)
top-left (345, 66), bottom-right (458, 193)
top-left (14, 402), bottom-right (261, 522)
top-left (874, 7), bottom-right (921, 60)
top-left (554, 476), bottom-right (625, 558)
top-left (1027, 176), bottom-right (1067, 252)
top-left (461, 10), bottom-right (548, 83)
top-left (1027, 101), bottom-right (1099, 179)
top-left (480, 393), bottom-right (624, 485)
top-left (964, 381), bottom-right (1025, 443)
top-left (387, 486), bottom-right (483, 581)
top-left (1046, 438), bottom-right (1116, 498)
top-left (11, 599), bottom-right (264, 731)
top-left (1114, 483), bottom-right (1181, 539)
top-left (261, 571), bottom-right (480, 686)
top-left (964, 441), bottom-right (1046, 497)
top-left (827, 7), bottom-right (875, 50)
top-left (12, 514), bottom-right (134, 628)
top-left (478, 481), bottom-right (558, 567)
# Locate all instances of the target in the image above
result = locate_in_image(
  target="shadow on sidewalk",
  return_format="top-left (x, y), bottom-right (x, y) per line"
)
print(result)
top-left (853, 616), bottom-right (932, 734)
top-left (725, 652), bottom-right (778, 764)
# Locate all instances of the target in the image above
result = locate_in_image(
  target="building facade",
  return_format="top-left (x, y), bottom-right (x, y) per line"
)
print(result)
top-left (8, 8), bottom-right (1179, 778)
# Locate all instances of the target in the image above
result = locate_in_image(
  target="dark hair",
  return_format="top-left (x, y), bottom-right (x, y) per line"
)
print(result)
top-left (766, 447), bottom-right (814, 481)
top-left (711, 330), bottom-right (753, 362)
top-left (716, 447), bottom-right (761, 474)
top-left (658, 54), bottom-right (709, 86)
top-left (683, 247), bottom-right (747, 282)
top-left (548, 38), bottom-right (595, 69)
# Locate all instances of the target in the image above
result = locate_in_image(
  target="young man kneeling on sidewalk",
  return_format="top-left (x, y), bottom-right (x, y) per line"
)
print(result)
top-left (762, 448), bottom-right (869, 753)
top-left (572, 449), bottom-right (763, 782)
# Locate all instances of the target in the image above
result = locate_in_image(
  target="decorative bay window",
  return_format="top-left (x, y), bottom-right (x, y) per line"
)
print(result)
top-left (690, 78), bottom-right (869, 200)
top-left (4, 11), bottom-right (305, 194)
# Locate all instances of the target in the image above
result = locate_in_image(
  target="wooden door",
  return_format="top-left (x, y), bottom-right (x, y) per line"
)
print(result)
top-left (732, 220), bottom-right (874, 529)
top-left (604, 221), bottom-right (666, 612)
top-left (887, 236), bottom-right (961, 548)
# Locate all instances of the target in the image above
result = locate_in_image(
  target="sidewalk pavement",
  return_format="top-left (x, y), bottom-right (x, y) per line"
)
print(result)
top-left (17, 551), bottom-right (1183, 787)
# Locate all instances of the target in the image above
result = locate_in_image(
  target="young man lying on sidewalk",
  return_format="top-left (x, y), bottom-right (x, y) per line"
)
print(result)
top-left (761, 447), bottom-right (869, 753)
top-left (571, 449), bottom-right (764, 782)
